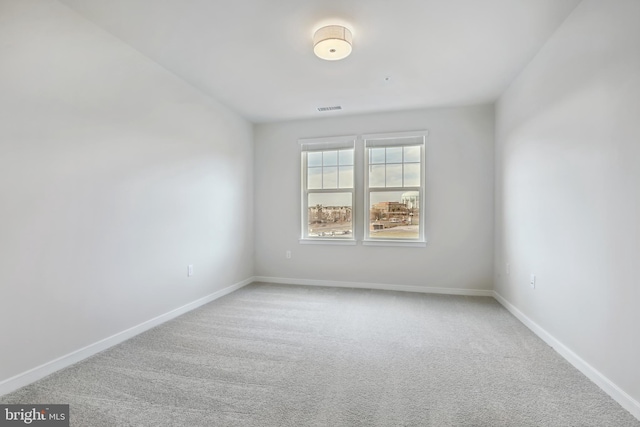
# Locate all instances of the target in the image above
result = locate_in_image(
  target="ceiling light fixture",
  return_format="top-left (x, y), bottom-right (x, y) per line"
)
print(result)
top-left (313, 25), bottom-right (353, 61)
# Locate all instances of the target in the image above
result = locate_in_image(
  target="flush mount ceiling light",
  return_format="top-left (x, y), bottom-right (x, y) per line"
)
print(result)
top-left (313, 25), bottom-right (353, 61)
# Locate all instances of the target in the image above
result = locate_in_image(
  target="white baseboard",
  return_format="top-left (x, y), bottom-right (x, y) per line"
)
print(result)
top-left (493, 291), bottom-right (640, 422)
top-left (0, 277), bottom-right (254, 397)
top-left (254, 276), bottom-right (494, 297)
top-left (6, 278), bottom-right (636, 422)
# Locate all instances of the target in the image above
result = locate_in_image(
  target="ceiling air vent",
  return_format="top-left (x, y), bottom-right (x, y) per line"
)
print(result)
top-left (317, 105), bottom-right (342, 112)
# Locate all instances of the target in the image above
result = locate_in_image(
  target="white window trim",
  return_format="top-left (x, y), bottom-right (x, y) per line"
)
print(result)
top-left (362, 239), bottom-right (427, 247)
top-left (362, 130), bottom-right (428, 246)
top-left (300, 135), bottom-right (357, 244)
top-left (299, 238), bottom-right (357, 245)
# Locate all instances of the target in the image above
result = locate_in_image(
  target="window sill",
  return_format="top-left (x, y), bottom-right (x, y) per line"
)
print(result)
top-left (299, 238), bottom-right (357, 246)
top-left (362, 239), bottom-right (427, 247)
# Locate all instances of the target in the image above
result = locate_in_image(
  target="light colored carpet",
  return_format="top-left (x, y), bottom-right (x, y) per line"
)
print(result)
top-left (2, 282), bottom-right (638, 426)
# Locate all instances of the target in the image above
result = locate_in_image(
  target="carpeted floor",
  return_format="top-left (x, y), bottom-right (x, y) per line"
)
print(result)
top-left (2, 282), bottom-right (639, 426)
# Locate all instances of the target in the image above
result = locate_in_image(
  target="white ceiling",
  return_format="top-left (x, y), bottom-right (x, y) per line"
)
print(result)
top-left (59, 0), bottom-right (580, 123)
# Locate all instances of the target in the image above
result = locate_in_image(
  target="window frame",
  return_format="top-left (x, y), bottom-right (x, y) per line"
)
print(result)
top-left (299, 135), bottom-right (357, 245)
top-left (362, 131), bottom-right (427, 247)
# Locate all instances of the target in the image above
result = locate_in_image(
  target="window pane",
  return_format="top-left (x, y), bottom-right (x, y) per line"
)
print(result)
top-left (404, 146), bottom-right (421, 163)
top-left (369, 190), bottom-right (420, 240)
top-left (369, 164), bottom-right (385, 188)
top-left (308, 151), bottom-right (323, 167)
top-left (386, 147), bottom-right (402, 163)
top-left (308, 193), bottom-right (353, 238)
top-left (323, 166), bottom-right (337, 188)
top-left (339, 166), bottom-right (353, 188)
top-left (308, 167), bottom-right (322, 189)
top-left (339, 149), bottom-right (353, 166)
top-left (370, 148), bottom-right (385, 164)
top-left (386, 164), bottom-right (402, 187)
top-left (323, 150), bottom-right (338, 166)
top-left (404, 163), bottom-right (420, 187)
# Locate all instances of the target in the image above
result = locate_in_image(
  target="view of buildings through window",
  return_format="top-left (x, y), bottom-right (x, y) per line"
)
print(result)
top-left (307, 195), bottom-right (352, 237)
top-left (368, 190), bottom-right (420, 239)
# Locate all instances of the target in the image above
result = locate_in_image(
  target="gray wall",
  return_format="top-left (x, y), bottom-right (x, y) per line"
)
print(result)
top-left (254, 105), bottom-right (494, 291)
top-left (0, 0), bottom-right (254, 383)
top-left (495, 0), bottom-right (640, 409)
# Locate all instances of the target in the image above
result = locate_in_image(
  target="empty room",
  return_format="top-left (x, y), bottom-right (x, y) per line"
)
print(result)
top-left (1, 0), bottom-right (638, 426)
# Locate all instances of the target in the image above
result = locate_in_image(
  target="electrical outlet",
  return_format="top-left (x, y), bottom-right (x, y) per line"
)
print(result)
top-left (188, 265), bottom-right (194, 277)
top-left (530, 274), bottom-right (536, 289)
top-left (285, 250), bottom-right (292, 259)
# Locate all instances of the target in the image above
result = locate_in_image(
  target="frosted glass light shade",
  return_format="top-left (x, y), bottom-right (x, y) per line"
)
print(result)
top-left (313, 25), bottom-right (353, 61)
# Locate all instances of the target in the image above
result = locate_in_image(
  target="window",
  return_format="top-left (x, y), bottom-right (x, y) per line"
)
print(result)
top-left (364, 131), bottom-right (426, 244)
top-left (300, 136), bottom-right (356, 243)
top-left (300, 131), bottom-right (426, 246)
